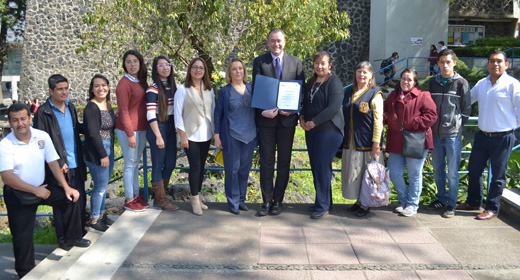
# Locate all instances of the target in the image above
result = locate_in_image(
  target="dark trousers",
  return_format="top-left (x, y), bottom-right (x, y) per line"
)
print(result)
top-left (466, 131), bottom-right (515, 213)
top-left (222, 137), bottom-right (255, 211)
top-left (185, 140), bottom-right (211, 195)
top-left (306, 129), bottom-right (343, 212)
top-left (384, 69), bottom-right (395, 85)
top-left (258, 123), bottom-right (296, 204)
top-left (4, 184), bottom-right (83, 278)
top-left (147, 116), bottom-right (177, 183)
top-left (53, 168), bottom-right (87, 243)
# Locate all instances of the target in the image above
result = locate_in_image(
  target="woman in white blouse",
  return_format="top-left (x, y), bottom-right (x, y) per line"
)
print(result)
top-left (174, 57), bottom-right (215, 216)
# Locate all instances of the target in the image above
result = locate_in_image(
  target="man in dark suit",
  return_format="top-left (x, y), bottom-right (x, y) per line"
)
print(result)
top-left (252, 29), bottom-right (305, 216)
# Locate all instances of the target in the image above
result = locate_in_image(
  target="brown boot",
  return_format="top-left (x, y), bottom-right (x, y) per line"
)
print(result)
top-left (162, 178), bottom-right (170, 194)
top-left (190, 195), bottom-right (203, 216)
top-left (152, 181), bottom-right (179, 211)
top-left (198, 192), bottom-right (208, 210)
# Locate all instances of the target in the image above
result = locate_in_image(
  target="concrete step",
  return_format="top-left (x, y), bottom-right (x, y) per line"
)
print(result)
top-left (501, 188), bottom-right (520, 218)
top-left (23, 209), bottom-right (161, 280)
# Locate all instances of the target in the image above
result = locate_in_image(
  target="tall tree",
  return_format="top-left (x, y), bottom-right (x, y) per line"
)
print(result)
top-left (78, 0), bottom-right (350, 81)
top-left (0, 0), bottom-right (25, 80)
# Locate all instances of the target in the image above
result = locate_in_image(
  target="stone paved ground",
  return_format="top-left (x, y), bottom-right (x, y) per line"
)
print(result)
top-left (112, 203), bottom-right (520, 280)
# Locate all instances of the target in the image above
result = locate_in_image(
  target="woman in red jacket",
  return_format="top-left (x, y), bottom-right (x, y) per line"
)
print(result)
top-left (384, 68), bottom-right (437, 217)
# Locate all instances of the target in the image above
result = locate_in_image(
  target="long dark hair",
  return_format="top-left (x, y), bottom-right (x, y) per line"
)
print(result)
top-left (352, 61), bottom-right (377, 92)
top-left (185, 57), bottom-right (212, 90)
top-left (307, 50), bottom-right (333, 90)
top-left (394, 67), bottom-right (422, 92)
top-left (152, 56), bottom-right (177, 122)
top-left (122, 50), bottom-right (148, 90)
top-left (88, 74), bottom-right (113, 109)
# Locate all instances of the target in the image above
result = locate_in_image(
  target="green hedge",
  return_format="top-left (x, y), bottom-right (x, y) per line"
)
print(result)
top-left (453, 37), bottom-right (520, 57)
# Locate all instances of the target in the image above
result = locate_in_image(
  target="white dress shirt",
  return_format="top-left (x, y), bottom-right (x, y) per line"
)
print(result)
top-left (471, 72), bottom-right (520, 132)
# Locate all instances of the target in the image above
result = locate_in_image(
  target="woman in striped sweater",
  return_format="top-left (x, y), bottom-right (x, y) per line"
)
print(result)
top-left (146, 56), bottom-right (179, 211)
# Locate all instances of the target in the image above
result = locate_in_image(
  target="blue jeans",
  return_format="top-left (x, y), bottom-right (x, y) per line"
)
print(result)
top-left (388, 150), bottom-right (428, 211)
top-left (306, 129), bottom-right (343, 212)
top-left (222, 137), bottom-right (255, 211)
top-left (466, 131), bottom-right (515, 213)
top-left (115, 129), bottom-right (146, 199)
top-left (432, 135), bottom-right (462, 208)
top-left (85, 139), bottom-right (114, 219)
top-left (146, 116), bottom-right (177, 183)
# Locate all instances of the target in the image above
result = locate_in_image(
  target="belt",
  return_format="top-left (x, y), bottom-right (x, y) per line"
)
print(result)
top-left (481, 130), bottom-right (514, 137)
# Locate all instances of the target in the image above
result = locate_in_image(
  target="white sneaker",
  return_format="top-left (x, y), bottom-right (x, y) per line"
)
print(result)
top-left (393, 205), bottom-right (405, 213)
top-left (400, 207), bottom-right (417, 217)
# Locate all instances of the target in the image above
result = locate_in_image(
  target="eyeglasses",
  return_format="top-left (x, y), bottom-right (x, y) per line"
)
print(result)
top-left (191, 66), bottom-right (205, 71)
top-left (157, 63), bottom-right (171, 68)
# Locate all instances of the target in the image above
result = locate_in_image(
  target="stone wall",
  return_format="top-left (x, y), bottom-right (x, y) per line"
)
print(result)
top-left (449, 0), bottom-right (514, 18)
top-left (328, 0), bottom-right (371, 85)
top-left (19, 0), bottom-right (368, 105)
top-left (19, 0), bottom-right (119, 106)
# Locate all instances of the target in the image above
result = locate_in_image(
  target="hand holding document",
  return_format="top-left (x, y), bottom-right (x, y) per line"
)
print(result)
top-left (252, 75), bottom-right (302, 113)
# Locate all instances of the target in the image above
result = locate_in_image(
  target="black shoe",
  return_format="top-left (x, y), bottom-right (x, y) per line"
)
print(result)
top-left (355, 207), bottom-right (370, 217)
top-left (307, 205), bottom-right (316, 212)
top-left (90, 221), bottom-right (108, 232)
top-left (425, 200), bottom-right (446, 211)
top-left (239, 202), bottom-right (249, 211)
top-left (60, 238), bottom-right (91, 250)
top-left (270, 202), bottom-right (282, 215)
top-left (258, 202), bottom-right (271, 216)
top-left (347, 204), bottom-right (361, 212)
top-left (230, 208), bottom-right (240, 215)
top-left (101, 215), bottom-right (115, 226)
top-left (311, 211), bottom-right (329, 219)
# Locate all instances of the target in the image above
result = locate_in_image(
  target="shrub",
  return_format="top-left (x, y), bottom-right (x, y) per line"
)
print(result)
top-left (453, 37), bottom-right (520, 57)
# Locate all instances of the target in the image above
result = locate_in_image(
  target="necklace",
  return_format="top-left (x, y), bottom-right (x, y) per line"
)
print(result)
top-left (309, 82), bottom-right (322, 103)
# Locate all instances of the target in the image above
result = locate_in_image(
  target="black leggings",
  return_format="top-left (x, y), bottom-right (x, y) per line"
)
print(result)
top-left (185, 140), bottom-right (211, 195)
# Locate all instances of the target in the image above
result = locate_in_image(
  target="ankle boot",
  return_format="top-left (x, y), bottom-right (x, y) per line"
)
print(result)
top-left (190, 195), bottom-right (203, 216)
top-left (198, 192), bottom-right (208, 210)
top-left (152, 181), bottom-right (179, 211)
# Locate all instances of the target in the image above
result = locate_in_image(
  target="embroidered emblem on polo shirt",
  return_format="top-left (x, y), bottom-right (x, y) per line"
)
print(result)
top-left (359, 102), bottom-right (369, 113)
top-left (38, 140), bottom-right (45, 149)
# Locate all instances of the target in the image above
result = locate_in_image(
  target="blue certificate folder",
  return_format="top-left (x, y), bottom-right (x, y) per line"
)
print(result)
top-left (251, 74), bottom-right (303, 113)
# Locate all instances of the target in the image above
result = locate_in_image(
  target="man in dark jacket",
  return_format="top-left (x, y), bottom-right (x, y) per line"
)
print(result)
top-left (252, 29), bottom-right (305, 216)
top-left (426, 49), bottom-right (471, 218)
top-left (33, 74), bottom-right (89, 250)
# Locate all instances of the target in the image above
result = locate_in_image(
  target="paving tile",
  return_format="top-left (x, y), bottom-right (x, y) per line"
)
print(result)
top-left (311, 270), bottom-right (366, 280)
top-left (258, 243), bottom-right (308, 264)
top-left (364, 270), bottom-right (420, 280)
top-left (302, 227), bottom-right (349, 243)
top-left (468, 269), bottom-right (520, 280)
top-left (344, 227), bottom-right (394, 244)
top-left (351, 243), bottom-right (409, 264)
top-left (306, 243), bottom-right (358, 264)
top-left (258, 270), bottom-right (311, 280)
top-left (260, 227), bottom-right (304, 243)
top-left (429, 228), bottom-right (520, 265)
top-left (416, 270), bottom-right (473, 280)
top-left (335, 205), bottom-right (424, 228)
top-left (399, 244), bottom-right (458, 264)
top-left (386, 227), bottom-right (439, 244)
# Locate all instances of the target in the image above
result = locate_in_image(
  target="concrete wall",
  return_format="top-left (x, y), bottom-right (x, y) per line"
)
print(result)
top-left (370, 0), bottom-right (448, 75)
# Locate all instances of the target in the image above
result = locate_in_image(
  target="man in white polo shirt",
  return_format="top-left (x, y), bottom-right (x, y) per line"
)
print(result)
top-left (0, 103), bottom-right (90, 278)
top-left (458, 50), bottom-right (520, 220)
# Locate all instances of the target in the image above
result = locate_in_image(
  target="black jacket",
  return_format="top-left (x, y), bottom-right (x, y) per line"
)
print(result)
top-left (83, 101), bottom-right (115, 165)
top-left (252, 52), bottom-right (305, 127)
top-left (33, 99), bottom-right (87, 185)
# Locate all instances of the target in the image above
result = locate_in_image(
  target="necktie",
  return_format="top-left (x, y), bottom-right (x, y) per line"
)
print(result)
top-left (275, 57), bottom-right (282, 79)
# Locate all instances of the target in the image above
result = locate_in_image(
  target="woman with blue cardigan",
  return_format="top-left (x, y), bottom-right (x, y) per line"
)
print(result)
top-left (214, 58), bottom-right (256, 215)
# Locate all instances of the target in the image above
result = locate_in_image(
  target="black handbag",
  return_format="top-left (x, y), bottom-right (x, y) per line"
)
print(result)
top-left (396, 103), bottom-right (428, 159)
top-left (5, 185), bottom-right (41, 205)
